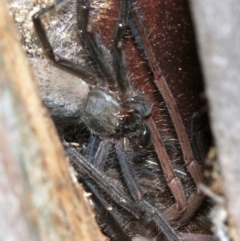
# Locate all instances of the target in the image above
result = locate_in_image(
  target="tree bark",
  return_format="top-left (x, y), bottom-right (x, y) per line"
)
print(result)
top-left (190, 1), bottom-right (240, 240)
top-left (0, 1), bottom-right (107, 241)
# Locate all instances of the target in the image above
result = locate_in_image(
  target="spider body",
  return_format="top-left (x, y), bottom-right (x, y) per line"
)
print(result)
top-left (33, 0), bottom-right (216, 240)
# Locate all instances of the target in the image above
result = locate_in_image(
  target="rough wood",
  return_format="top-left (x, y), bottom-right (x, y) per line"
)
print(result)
top-left (0, 2), bottom-right (107, 241)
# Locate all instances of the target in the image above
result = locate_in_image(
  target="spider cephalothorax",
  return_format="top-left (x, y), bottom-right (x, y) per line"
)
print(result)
top-left (82, 89), bottom-right (152, 142)
top-left (33, 0), bottom-right (215, 240)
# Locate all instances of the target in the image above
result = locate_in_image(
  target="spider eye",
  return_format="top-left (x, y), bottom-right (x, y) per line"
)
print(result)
top-left (138, 123), bottom-right (151, 148)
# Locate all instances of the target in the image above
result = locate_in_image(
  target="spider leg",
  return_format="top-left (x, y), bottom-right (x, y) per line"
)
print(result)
top-left (84, 135), bottom-right (101, 161)
top-left (76, 0), bottom-right (117, 90)
top-left (92, 139), bottom-right (111, 172)
top-left (131, 6), bottom-right (205, 224)
top-left (112, 0), bottom-right (132, 96)
top-left (115, 141), bottom-right (143, 202)
top-left (83, 133), bottom-right (111, 172)
top-left (32, 0), bottom-right (95, 81)
top-left (140, 201), bottom-right (179, 241)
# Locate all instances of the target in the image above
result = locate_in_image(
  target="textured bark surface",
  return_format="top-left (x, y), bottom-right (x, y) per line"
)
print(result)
top-left (0, 2), bottom-right (107, 241)
top-left (190, 1), bottom-right (240, 240)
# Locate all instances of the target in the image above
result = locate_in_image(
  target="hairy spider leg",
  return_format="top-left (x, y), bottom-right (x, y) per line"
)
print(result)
top-left (32, 0), bottom-right (95, 81)
top-left (115, 142), bottom-right (143, 202)
top-left (131, 6), bottom-right (205, 225)
top-left (84, 135), bottom-right (101, 161)
top-left (91, 139), bottom-right (111, 171)
top-left (66, 146), bottom-right (180, 241)
top-left (112, 0), bottom-right (132, 95)
top-left (77, 176), bottom-right (133, 241)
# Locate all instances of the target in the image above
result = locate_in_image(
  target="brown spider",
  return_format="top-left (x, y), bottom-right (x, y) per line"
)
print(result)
top-left (33, 0), bottom-right (216, 240)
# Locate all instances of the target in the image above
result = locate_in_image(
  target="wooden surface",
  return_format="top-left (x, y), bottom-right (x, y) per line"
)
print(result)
top-left (0, 1), bottom-right (107, 240)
